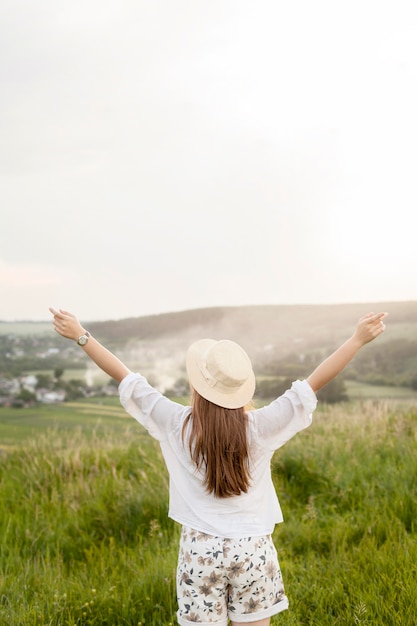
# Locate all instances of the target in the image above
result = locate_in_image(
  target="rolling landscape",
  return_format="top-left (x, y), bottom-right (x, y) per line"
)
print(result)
top-left (0, 302), bottom-right (416, 624)
top-left (2, 300), bottom-right (417, 397)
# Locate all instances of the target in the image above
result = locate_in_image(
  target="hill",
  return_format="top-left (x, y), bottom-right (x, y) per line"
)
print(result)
top-left (89, 300), bottom-right (417, 345)
top-left (87, 301), bottom-right (417, 391)
top-left (3, 301), bottom-right (417, 346)
top-left (3, 301), bottom-right (416, 394)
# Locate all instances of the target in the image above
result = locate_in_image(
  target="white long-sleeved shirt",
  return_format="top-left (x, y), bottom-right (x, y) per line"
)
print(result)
top-left (119, 373), bottom-right (317, 538)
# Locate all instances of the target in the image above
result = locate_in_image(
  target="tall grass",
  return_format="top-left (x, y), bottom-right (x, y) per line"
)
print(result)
top-left (0, 428), bottom-right (178, 625)
top-left (274, 401), bottom-right (417, 625)
top-left (0, 400), bottom-right (416, 625)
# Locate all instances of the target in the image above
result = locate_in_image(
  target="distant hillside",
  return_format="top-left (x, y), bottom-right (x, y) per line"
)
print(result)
top-left (2, 302), bottom-right (417, 393)
top-left (3, 301), bottom-right (417, 355)
top-left (87, 300), bottom-right (417, 349)
top-left (88, 301), bottom-right (417, 390)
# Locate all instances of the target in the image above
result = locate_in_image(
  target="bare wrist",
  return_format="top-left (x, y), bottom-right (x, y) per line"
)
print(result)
top-left (350, 334), bottom-right (365, 351)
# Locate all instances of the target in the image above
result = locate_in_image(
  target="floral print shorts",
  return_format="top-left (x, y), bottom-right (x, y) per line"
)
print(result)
top-left (176, 526), bottom-right (288, 625)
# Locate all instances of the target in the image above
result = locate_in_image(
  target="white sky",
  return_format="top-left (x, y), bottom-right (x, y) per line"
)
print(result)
top-left (1, 0), bottom-right (417, 321)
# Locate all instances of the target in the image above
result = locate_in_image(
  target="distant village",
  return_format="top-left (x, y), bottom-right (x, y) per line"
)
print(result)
top-left (0, 372), bottom-right (119, 408)
top-left (0, 334), bottom-right (118, 408)
top-left (2, 302), bottom-right (417, 408)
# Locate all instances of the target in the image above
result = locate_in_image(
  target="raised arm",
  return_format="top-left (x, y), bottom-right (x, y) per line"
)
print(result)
top-left (307, 312), bottom-right (387, 393)
top-left (49, 308), bottom-right (130, 383)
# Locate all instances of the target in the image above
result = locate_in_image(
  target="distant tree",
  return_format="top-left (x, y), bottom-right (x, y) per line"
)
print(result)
top-left (36, 373), bottom-right (53, 389)
top-left (16, 388), bottom-right (36, 404)
top-left (254, 378), bottom-right (293, 401)
top-left (317, 378), bottom-right (348, 404)
top-left (62, 379), bottom-right (86, 401)
top-left (6, 365), bottom-right (22, 378)
top-left (54, 367), bottom-right (64, 381)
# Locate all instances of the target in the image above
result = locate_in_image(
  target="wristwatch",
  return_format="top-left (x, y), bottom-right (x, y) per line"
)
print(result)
top-left (77, 331), bottom-right (90, 346)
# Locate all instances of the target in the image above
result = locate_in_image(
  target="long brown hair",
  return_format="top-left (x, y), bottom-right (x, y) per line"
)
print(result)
top-left (182, 389), bottom-right (251, 498)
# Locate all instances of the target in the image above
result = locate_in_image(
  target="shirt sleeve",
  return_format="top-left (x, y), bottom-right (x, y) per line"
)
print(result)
top-left (118, 372), bottom-right (189, 442)
top-left (251, 379), bottom-right (317, 451)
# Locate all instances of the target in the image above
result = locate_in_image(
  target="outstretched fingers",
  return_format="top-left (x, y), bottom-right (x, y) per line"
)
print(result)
top-left (368, 312), bottom-right (388, 338)
top-left (355, 311), bottom-right (388, 345)
top-left (49, 307), bottom-right (80, 339)
top-left (49, 309), bottom-right (64, 335)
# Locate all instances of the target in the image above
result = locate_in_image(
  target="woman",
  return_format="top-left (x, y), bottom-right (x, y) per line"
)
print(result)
top-left (49, 307), bottom-right (387, 626)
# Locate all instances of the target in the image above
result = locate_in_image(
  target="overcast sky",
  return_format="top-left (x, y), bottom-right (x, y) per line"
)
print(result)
top-left (1, 0), bottom-right (416, 322)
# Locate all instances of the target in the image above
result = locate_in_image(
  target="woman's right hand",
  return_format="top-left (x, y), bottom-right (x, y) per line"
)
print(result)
top-left (49, 307), bottom-right (87, 341)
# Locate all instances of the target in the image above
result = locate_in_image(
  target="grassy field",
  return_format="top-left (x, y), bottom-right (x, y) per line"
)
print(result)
top-left (0, 398), bottom-right (129, 449)
top-left (0, 398), bottom-right (416, 625)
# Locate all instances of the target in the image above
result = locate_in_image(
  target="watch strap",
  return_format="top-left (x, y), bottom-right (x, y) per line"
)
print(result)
top-left (77, 331), bottom-right (90, 346)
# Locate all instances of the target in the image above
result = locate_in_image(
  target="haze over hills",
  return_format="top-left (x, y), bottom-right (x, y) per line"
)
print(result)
top-left (2, 301), bottom-right (415, 393)
top-left (84, 299), bottom-right (415, 352)
top-left (2, 301), bottom-right (416, 352)
top-left (87, 301), bottom-right (417, 389)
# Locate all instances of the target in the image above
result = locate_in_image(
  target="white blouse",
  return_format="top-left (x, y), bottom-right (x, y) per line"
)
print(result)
top-left (119, 373), bottom-right (317, 538)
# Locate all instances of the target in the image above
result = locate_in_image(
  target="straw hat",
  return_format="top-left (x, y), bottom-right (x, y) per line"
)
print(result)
top-left (186, 339), bottom-right (256, 409)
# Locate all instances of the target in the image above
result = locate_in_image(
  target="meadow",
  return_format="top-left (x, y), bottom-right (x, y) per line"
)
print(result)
top-left (1, 397), bottom-right (417, 625)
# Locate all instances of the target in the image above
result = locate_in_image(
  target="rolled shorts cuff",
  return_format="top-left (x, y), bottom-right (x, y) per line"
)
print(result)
top-left (177, 596), bottom-right (289, 626)
top-left (177, 612), bottom-right (228, 626)
top-left (230, 595), bottom-right (289, 623)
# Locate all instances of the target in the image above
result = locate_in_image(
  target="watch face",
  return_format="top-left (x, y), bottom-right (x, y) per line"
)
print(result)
top-left (78, 335), bottom-right (88, 346)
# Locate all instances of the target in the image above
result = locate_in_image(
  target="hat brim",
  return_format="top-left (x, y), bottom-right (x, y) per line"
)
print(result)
top-left (186, 338), bottom-right (256, 409)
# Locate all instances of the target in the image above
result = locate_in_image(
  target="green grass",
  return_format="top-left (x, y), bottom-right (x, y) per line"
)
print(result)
top-left (0, 428), bottom-right (176, 625)
top-left (272, 400), bottom-right (417, 624)
top-left (0, 402), bottom-right (130, 449)
top-left (0, 400), bottom-right (417, 624)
